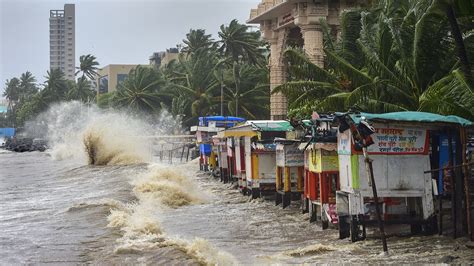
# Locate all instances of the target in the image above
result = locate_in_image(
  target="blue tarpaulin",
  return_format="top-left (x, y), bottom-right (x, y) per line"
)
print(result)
top-left (0, 128), bottom-right (15, 137)
top-left (198, 116), bottom-right (245, 127)
top-left (199, 144), bottom-right (212, 156)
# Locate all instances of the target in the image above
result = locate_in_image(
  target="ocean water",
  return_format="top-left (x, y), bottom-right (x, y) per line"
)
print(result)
top-left (1, 102), bottom-right (473, 264)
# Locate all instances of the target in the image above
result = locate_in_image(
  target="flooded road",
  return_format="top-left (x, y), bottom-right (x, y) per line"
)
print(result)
top-left (1, 149), bottom-right (474, 264)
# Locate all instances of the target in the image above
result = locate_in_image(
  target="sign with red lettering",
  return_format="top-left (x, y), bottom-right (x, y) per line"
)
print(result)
top-left (367, 127), bottom-right (428, 155)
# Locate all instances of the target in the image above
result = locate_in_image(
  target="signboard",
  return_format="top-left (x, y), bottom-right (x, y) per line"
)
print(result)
top-left (309, 149), bottom-right (339, 173)
top-left (278, 13), bottom-right (294, 27)
top-left (196, 131), bottom-right (212, 143)
top-left (276, 144), bottom-right (304, 167)
top-left (337, 126), bottom-right (428, 155)
top-left (368, 127), bottom-right (428, 154)
top-left (337, 130), bottom-right (351, 155)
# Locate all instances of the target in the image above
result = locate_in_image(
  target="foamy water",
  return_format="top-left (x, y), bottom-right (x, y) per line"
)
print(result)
top-left (2, 102), bottom-right (474, 264)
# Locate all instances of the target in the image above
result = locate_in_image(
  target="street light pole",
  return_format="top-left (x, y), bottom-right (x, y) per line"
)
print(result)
top-left (220, 71), bottom-right (224, 116)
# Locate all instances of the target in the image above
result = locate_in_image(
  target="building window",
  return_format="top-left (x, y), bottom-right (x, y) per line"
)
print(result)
top-left (99, 75), bottom-right (109, 94)
top-left (116, 74), bottom-right (128, 87)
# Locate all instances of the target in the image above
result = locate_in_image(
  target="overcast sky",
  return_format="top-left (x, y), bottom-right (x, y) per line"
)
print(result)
top-left (0, 0), bottom-right (259, 93)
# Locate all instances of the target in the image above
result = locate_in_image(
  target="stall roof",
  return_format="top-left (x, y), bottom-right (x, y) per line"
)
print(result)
top-left (216, 120), bottom-right (293, 138)
top-left (249, 120), bottom-right (293, 132)
top-left (349, 112), bottom-right (473, 127)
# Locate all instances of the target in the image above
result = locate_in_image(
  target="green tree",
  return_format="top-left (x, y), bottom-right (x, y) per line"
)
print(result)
top-left (274, 1), bottom-right (474, 120)
top-left (113, 66), bottom-right (165, 113)
top-left (67, 76), bottom-right (96, 102)
top-left (165, 51), bottom-right (220, 124)
top-left (216, 19), bottom-right (268, 117)
top-left (223, 64), bottom-right (269, 119)
top-left (75, 54), bottom-right (100, 80)
top-left (3, 78), bottom-right (20, 111)
top-left (18, 71), bottom-right (38, 98)
top-left (182, 29), bottom-right (215, 55)
top-left (43, 68), bottom-right (69, 102)
top-left (217, 19), bottom-right (264, 66)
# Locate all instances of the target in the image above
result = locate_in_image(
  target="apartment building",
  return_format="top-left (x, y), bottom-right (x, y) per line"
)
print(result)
top-left (49, 4), bottom-right (75, 80)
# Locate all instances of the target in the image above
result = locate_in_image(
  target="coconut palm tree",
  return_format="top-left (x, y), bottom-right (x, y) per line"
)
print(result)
top-left (75, 54), bottom-right (100, 80)
top-left (18, 71), bottom-right (38, 98)
top-left (217, 19), bottom-right (264, 66)
top-left (216, 20), bottom-right (267, 115)
top-left (274, 0), bottom-right (474, 120)
top-left (43, 68), bottom-right (68, 102)
top-left (181, 29), bottom-right (215, 55)
top-left (113, 66), bottom-right (165, 113)
top-left (67, 76), bottom-right (96, 102)
top-left (223, 64), bottom-right (270, 119)
top-left (3, 78), bottom-right (20, 111)
top-left (165, 51), bottom-right (220, 124)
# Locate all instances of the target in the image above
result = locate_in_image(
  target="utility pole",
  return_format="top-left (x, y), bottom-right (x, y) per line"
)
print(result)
top-left (220, 71), bottom-right (224, 116)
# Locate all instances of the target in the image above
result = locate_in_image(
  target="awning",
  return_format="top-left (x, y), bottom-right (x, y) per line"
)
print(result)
top-left (250, 120), bottom-right (294, 132)
top-left (348, 112), bottom-right (472, 127)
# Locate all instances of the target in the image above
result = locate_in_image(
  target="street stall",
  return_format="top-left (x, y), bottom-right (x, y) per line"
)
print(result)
top-left (298, 115), bottom-right (339, 229)
top-left (275, 139), bottom-right (304, 208)
top-left (212, 134), bottom-right (230, 182)
top-left (191, 116), bottom-right (245, 173)
top-left (335, 111), bottom-right (473, 243)
top-left (217, 121), bottom-right (292, 197)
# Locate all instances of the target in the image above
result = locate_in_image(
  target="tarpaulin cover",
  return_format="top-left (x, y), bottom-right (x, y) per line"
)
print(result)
top-left (199, 144), bottom-right (212, 156)
top-left (251, 121), bottom-right (293, 132)
top-left (198, 116), bottom-right (245, 127)
top-left (349, 112), bottom-right (472, 127)
top-left (0, 128), bottom-right (15, 137)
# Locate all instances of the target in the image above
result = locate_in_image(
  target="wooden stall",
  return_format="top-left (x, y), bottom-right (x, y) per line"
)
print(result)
top-left (335, 112), bottom-right (473, 242)
top-left (218, 121), bottom-right (291, 196)
top-left (298, 116), bottom-right (340, 229)
top-left (191, 116), bottom-right (245, 173)
top-left (275, 139), bottom-right (304, 208)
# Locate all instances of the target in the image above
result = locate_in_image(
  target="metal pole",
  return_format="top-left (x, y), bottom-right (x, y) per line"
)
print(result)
top-left (460, 127), bottom-right (473, 240)
top-left (363, 148), bottom-right (388, 253)
top-left (186, 145), bottom-right (190, 162)
top-left (221, 71), bottom-right (224, 116)
top-left (448, 131), bottom-right (457, 238)
top-left (181, 145), bottom-right (185, 162)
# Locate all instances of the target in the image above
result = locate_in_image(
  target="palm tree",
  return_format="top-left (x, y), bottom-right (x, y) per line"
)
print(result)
top-left (75, 54), bottom-right (100, 80)
top-left (217, 19), bottom-right (264, 66)
top-left (274, 1), bottom-right (474, 120)
top-left (113, 66), bottom-right (165, 113)
top-left (223, 64), bottom-right (270, 119)
top-left (181, 29), bottom-right (215, 55)
top-left (3, 78), bottom-right (20, 111)
top-left (19, 71), bottom-right (38, 98)
top-left (165, 51), bottom-right (220, 124)
top-left (43, 68), bottom-right (68, 102)
top-left (216, 19), bottom-right (267, 115)
top-left (67, 76), bottom-right (96, 102)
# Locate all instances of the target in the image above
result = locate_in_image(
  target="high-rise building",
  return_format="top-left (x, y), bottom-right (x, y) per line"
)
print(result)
top-left (49, 4), bottom-right (75, 80)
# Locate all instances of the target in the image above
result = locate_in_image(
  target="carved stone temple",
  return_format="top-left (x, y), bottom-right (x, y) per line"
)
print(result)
top-left (247, 0), bottom-right (365, 120)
